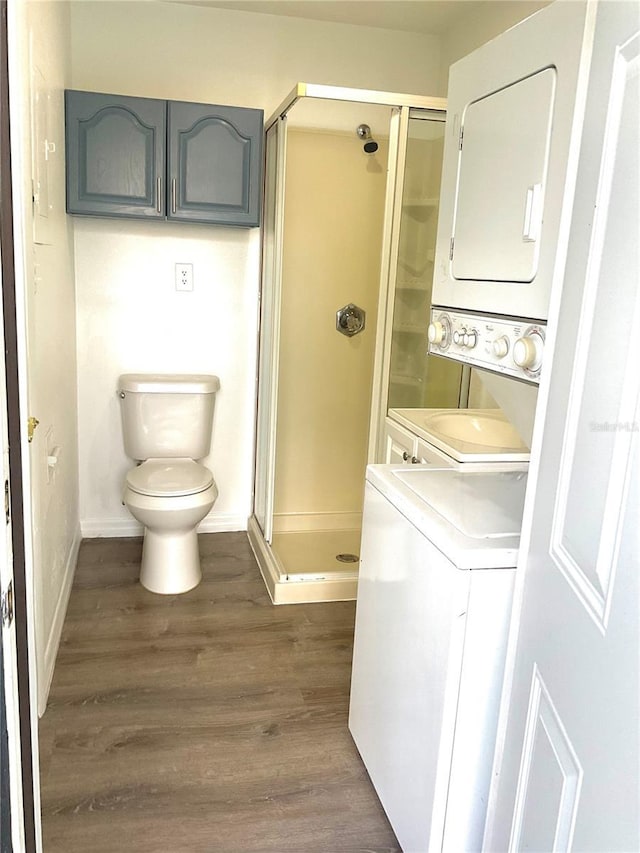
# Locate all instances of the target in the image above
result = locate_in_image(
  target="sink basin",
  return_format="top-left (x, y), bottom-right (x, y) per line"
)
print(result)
top-left (422, 411), bottom-right (526, 449)
top-left (389, 408), bottom-right (530, 462)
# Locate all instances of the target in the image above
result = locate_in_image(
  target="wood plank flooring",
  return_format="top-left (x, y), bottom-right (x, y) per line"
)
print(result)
top-left (39, 533), bottom-right (400, 853)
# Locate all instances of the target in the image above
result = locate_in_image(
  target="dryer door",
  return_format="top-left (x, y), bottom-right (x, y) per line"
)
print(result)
top-left (432, 1), bottom-right (593, 323)
top-left (452, 69), bottom-right (555, 284)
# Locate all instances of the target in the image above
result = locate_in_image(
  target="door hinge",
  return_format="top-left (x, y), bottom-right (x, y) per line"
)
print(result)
top-left (458, 127), bottom-right (464, 150)
top-left (449, 238), bottom-right (455, 261)
top-left (1, 581), bottom-right (13, 629)
top-left (4, 480), bottom-right (9, 525)
top-left (27, 416), bottom-right (40, 443)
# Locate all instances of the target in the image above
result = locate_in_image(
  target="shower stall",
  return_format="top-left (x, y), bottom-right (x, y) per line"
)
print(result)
top-left (249, 83), bottom-right (465, 604)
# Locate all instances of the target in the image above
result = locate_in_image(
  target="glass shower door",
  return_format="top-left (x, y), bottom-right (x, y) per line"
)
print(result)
top-left (254, 117), bottom-right (287, 542)
top-left (387, 115), bottom-right (464, 410)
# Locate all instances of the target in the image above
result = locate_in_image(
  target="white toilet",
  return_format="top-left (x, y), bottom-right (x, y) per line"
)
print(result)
top-left (118, 373), bottom-right (220, 594)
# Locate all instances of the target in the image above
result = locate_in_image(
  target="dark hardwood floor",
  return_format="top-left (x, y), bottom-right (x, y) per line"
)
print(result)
top-left (39, 533), bottom-right (400, 853)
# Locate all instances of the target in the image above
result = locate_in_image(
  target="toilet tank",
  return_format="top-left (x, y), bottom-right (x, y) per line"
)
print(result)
top-left (118, 374), bottom-right (220, 461)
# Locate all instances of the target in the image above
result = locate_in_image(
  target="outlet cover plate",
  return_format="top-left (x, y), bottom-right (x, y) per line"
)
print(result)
top-left (175, 263), bottom-right (193, 292)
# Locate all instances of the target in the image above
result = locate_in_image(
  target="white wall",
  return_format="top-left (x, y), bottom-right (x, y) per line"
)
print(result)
top-left (70, 1), bottom-right (443, 536)
top-left (439, 0), bottom-right (551, 90)
top-left (10, 0), bottom-right (80, 713)
top-left (75, 220), bottom-right (260, 534)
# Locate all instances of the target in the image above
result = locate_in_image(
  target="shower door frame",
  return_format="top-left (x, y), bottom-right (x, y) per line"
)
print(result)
top-left (253, 115), bottom-right (287, 543)
top-left (250, 83), bottom-right (446, 603)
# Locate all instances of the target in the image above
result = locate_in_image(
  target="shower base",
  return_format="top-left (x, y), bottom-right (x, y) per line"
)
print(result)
top-left (248, 516), bottom-right (360, 604)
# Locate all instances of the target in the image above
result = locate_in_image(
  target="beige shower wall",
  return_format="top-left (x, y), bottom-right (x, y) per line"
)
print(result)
top-left (274, 128), bottom-right (389, 526)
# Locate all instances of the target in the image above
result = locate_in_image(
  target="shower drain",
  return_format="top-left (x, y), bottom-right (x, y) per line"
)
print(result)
top-left (336, 553), bottom-right (359, 563)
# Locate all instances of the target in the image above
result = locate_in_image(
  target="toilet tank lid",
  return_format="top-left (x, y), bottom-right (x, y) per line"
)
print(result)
top-left (118, 374), bottom-right (220, 394)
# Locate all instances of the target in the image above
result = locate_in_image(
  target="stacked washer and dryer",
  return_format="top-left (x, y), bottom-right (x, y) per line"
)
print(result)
top-left (348, 1), bottom-right (592, 850)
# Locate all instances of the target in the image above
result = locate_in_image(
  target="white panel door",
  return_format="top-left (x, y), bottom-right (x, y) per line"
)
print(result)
top-left (485, 3), bottom-right (640, 850)
top-left (0, 238), bottom-right (25, 853)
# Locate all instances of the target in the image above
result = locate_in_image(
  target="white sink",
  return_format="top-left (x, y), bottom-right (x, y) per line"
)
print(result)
top-left (389, 408), bottom-right (530, 462)
top-left (422, 410), bottom-right (526, 448)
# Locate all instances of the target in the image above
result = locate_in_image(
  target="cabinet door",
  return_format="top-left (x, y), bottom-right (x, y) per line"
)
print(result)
top-left (168, 101), bottom-right (263, 226)
top-left (415, 438), bottom-right (453, 466)
top-left (65, 90), bottom-right (166, 219)
top-left (385, 418), bottom-right (417, 464)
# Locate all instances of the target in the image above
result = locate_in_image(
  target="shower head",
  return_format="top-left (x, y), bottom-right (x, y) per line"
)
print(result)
top-left (356, 123), bottom-right (379, 154)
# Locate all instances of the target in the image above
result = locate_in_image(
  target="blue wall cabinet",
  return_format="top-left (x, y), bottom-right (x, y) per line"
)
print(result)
top-left (168, 102), bottom-right (263, 226)
top-left (65, 90), bottom-right (166, 219)
top-left (66, 91), bottom-right (264, 227)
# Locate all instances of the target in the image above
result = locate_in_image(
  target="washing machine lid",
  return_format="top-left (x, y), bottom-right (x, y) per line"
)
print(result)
top-left (395, 468), bottom-right (526, 538)
top-left (365, 464), bottom-right (527, 569)
top-left (126, 459), bottom-right (214, 497)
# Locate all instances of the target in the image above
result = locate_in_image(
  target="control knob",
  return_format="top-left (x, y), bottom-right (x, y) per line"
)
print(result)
top-left (492, 336), bottom-right (510, 359)
top-left (463, 330), bottom-right (477, 349)
top-left (513, 331), bottom-right (544, 372)
top-left (428, 315), bottom-right (451, 349)
top-left (428, 321), bottom-right (445, 344)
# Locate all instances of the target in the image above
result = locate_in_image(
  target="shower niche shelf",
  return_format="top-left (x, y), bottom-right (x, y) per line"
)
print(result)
top-left (402, 198), bottom-right (439, 222)
top-left (402, 196), bottom-right (439, 208)
top-left (389, 373), bottom-right (422, 387)
top-left (396, 276), bottom-right (432, 292)
top-left (393, 323), bottom-right (429, 335)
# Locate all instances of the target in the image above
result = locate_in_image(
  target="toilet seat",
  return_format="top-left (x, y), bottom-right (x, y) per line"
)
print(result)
top-left (126, 458), bottom-right (214, 497)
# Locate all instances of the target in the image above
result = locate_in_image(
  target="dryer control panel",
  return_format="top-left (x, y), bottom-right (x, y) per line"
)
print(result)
top-left (428, 309), bottom-right (546, 383)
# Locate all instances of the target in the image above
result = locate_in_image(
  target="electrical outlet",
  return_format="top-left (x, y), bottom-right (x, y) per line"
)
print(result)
top-left (175, 263), bottom-right (193, 292)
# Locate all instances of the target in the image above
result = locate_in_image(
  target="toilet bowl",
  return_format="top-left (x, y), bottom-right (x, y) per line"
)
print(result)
top-left (118, 373), bottom-right (220, 594)
top-left (124, 459), bottom-right (218, 594)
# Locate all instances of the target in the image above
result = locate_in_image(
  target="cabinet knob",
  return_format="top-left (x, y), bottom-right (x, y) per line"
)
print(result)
top-left (402, 451), bottom-right (410, 461)
top-left (411, 456), bottom-right (419, 464)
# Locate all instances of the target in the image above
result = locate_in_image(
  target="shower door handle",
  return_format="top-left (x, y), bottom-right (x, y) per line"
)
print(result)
top-left (336, 303), bottom-right (366, 337)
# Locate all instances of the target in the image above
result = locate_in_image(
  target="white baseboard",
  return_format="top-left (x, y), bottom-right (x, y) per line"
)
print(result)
top-left (199, 514), bottom-right (248, 534)
top-left (40, 525), bottom-right (82, 716)
top-left (80, 513), bottom-right (248, 539)
top-left (80, 517), bottom-right (143, 538)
